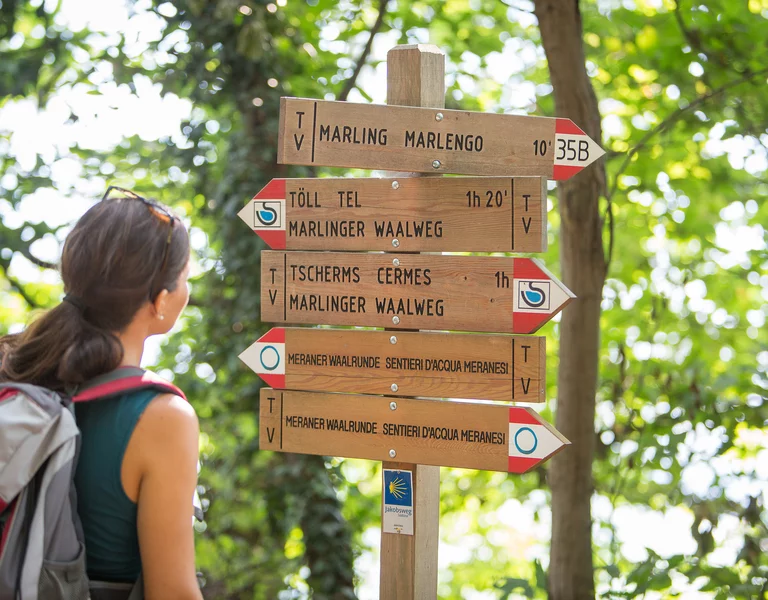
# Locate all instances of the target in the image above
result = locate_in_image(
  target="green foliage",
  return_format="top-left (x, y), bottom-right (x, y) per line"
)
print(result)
top-left (1, 0), bottom-right (767, 598)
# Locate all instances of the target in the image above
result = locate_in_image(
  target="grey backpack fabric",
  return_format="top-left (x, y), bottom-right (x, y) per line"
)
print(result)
top-left (0, 381), bottom-right (147, 600)
top-left (0, 383), bottom-right (89, 600)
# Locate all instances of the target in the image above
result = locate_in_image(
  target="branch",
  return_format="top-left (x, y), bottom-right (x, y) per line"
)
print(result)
top-left (20, 247), bottom-right (57, 270)
top-left (606, 65), bottom-right (768, 204)
top-left (0, 262), bottom-right (41, 309)
top-left (338, 0), bottom-right (390, 102)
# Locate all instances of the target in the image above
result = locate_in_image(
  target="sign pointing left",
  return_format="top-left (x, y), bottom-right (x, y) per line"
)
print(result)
top-left (239, 176), bottom-right (547, 253)
top-left (240, 327), bottom-right (546, 402)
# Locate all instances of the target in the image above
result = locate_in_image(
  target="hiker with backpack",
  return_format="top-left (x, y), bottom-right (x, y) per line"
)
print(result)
top-left (0, 187), bottom-right (204, 600)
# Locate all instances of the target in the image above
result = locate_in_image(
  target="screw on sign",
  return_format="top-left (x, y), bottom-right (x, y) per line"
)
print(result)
top-left (277, 97), bottom-right (605, 180)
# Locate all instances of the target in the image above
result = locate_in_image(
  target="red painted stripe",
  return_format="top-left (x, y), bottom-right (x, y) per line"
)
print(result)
top-left (511, 311), bottom-right (550, 334)
top-left (260, 373), bottom-right (286, 389)
top-left (513, 258), bottom-right (547, 280)
top-left (259, 328), bottom-right (285, 344)
top-left (507, 456), bottom-right (541, 474)
top-left (555, 118), bottom-right (585, 135)
top-left (73, 374), bottom-right (186, 403)
top-left (508, 407), bottom-right (542, 426)
top-left (552, 165), bottom-right (582, 180)
top-left (255, 229), bottom-right (286, 249)
top-left (254, 178), bottom-right (286, 200)
top-left (0, 389), bottom-right (17, 403)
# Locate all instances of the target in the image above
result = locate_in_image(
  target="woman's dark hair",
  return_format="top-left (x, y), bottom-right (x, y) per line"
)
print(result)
top-left (0, 194), bottom-right (189, 392)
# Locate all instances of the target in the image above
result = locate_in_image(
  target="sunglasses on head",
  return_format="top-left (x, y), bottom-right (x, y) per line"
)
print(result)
top-left (102, 186), bottom-right (177, 300)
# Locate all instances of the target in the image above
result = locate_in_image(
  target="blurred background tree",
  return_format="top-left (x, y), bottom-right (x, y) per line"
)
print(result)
top-left (1, 0), bottom-right (766, 598)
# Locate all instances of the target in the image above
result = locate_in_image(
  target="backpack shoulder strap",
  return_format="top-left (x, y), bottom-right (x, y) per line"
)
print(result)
top-left (73, 367), bottom-right (187, 403)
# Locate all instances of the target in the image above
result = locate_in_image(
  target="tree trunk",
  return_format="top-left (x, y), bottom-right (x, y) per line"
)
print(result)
top-left (532, 1), bottom-right (607, 599)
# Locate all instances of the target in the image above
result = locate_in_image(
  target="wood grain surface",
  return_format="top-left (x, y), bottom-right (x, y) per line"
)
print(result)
top-left (278, 97), bottom-right (560, 176)
top-left (259, 388), bottom-right (565, 472)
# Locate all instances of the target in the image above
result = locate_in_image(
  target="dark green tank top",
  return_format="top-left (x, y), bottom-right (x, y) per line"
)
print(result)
top-left (74, 390), bottom-right (157, 582)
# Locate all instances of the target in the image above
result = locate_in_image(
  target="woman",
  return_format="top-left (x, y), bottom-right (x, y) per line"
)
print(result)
top-left (0, 187), bottom-right (202, 599)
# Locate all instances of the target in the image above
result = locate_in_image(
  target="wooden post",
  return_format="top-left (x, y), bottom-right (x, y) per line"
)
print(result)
top-left (379, 44), bottom-right (444, 600)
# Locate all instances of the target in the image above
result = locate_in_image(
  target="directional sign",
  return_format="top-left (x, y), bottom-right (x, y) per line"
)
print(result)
top-left (240, 327), bottom-right (545, 402)
top-left (259, 388), bottom-right (570, 473)
top-left (277, 97), bottom-right (604, 180)
top-left (238, 176), bottom-right (547, 252)
top-left (260, 251), bottom-right (574, 334)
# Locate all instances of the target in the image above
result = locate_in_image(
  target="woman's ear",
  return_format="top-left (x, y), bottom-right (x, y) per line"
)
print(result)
top-left (153, 289), bottom-right (169, 321)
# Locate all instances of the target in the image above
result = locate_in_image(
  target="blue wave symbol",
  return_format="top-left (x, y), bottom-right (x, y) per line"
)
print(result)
top-left (258, 209), bottom-right (277, 224)
top-left (523, 290), bottom-right (544, 305)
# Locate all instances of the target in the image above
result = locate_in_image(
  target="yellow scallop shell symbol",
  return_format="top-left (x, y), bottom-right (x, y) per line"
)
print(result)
top-left (388, 476), bottom-right (407, 499)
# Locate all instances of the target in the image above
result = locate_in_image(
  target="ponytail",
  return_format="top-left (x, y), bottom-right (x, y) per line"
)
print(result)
top-left (0, 298), bottom-right (124, 392)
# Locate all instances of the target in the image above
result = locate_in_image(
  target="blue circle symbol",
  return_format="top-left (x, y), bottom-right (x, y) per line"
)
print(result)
top-left (260, 345), bottom-right (280, 371)
top-left (514, 427), bottom-right (538, 455)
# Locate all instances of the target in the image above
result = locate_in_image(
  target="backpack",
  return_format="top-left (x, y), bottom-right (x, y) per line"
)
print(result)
top-left (0, 367), bottom-right (188, 600)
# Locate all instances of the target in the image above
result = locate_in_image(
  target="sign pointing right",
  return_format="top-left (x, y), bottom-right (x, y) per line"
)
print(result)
top-left (260, 251), bottom-right (574, 334)
top-left (259, 388), bottom-right (570, 473)
top-left (278, 97), bottom-right (605, 180)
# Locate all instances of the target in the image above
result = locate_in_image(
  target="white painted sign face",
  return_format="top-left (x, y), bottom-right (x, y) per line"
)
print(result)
top-left (513, 278), bottom-right (572, 314)
top-left (238, 328), bottom-right (286, 382)
top-left (506, 408), bottom-right (568, 473)
top-left (237, 178), bottom-right (288, 250)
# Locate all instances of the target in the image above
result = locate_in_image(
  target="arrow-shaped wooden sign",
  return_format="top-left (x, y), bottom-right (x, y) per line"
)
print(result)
top-left (278, 97), bottom-right (604, 180)
top-left (260, 251), bottom-right (574, 334)
top-left (259, 388), bottom-right (569, 473)
top-left (240, 327), bottom-right (545, 402)
top-left (238, 176), bottom-right (547, 252)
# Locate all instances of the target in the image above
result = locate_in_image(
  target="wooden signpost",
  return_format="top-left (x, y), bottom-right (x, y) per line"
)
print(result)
top-left (260, 251), bottom-right (573, 334)
top-left (238, 176), bottom-right (547, 252)
top-left (259, 388), bottom-right (568, 473)
top-left (277, 97), bottom-right (604, 180)
top-left (240, 327), bottom-right (546, 402)
top-left (239, 43), bottom-right (601, 600)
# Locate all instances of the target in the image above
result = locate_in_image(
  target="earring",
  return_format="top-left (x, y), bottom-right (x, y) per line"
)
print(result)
top-left (159, 315), bottom-right (165, 321)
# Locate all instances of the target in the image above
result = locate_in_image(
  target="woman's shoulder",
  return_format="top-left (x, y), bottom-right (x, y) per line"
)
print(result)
top-left (135, 393), bottom-right (198, 454)
top-left (141, 392), bottom-right (197, 431)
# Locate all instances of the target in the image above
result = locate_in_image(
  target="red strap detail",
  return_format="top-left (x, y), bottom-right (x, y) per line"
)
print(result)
top-left (259, 327), bottom-right (285, 344)
top-left (0, 499), bottom-right (17, 553)
top-left (73, 373), bottom-right (186, 403)
top-left (254, 178), bottom-right (286, 200)
top-left (0, 389), bottom-right (17, 403)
